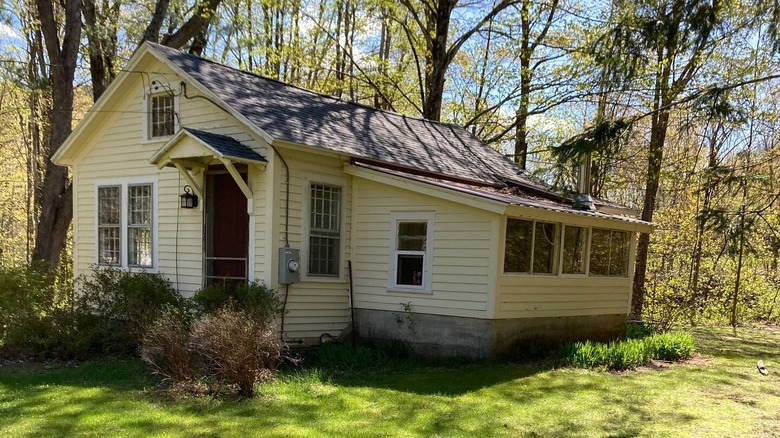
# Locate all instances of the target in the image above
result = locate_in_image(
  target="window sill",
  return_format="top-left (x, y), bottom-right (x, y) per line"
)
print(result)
top-left (96, 264), bottom-right (158, 274)
top-left (141, 137), bottom-right (171, 145)
top-left (386, 286), bottom-right (433, 295)
top-left (502, 272), bottom-right (558, 277)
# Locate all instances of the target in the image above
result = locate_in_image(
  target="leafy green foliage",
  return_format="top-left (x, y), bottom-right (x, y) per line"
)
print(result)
top-left (0, 264), bottom-right (185, 359)
top-left (192, 281), bottom-right (282, 326)
top-left (306, 341), bottom-right (410, 373)
top-left (552, 119), bottom-right (631, 164)
top-left (626, 321), bottom-right (658, 339)
top-left (75, 267), bottom-right (183, 355)
top-left (0, 263), bottom-right (73, 357)
top-left (560, 332), bottom-right (695, 370)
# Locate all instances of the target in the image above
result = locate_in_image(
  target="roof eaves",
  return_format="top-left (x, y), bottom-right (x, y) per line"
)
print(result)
top-left (354, 162), bottom-right (652, 229)
top-left (345, 163), bottom-right (508, 215)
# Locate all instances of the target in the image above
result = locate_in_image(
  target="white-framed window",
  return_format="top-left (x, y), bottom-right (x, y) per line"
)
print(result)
top-left (307, 183), bottom-right (342, 277)
top-left (388, 212), bottom-right (434, 292)
top-left (589, 228), bottom-right (630, 277)
top-left (97, 186), bottom-right (121, 265)
top-left (561, 225), bottom-right (588, 275)
top-left (144, 82), bottom-right (179, 141)
top-left (503, 218), bottom-right (560, 275)
top-left (96, 178), bottom-right (157, 270)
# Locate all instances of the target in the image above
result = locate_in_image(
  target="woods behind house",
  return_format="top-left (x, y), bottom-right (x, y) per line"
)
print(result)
top-left (0, 0), bottom-right (779, 326)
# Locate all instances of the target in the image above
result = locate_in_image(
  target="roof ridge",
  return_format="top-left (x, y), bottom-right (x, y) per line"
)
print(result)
top-left (146, 42), bottom-right (480, 132)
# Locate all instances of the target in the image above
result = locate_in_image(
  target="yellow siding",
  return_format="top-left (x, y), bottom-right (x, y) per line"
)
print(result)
top-left (72, 58), bottom-right (268, 297)
top-left (273, 147), bottom-right (352, 339)
top-left (351, 178), bottom-right (496, 319)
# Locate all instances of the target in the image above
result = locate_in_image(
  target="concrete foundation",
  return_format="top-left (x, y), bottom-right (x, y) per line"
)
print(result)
top-left (354, 308), bottom-right (627, 359)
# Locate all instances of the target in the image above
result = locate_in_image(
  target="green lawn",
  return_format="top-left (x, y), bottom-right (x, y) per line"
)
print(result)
top-left (1, 326), bottom-right (779, 437)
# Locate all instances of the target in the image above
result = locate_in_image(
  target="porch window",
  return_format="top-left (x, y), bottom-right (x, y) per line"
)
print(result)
top-left (97, 182), bottom-right (155, 269)
top-left (504, 218), bottom-right (559, 274)
top-left (149, 94), bottom-right (176, 138)
top-left (308, 184), bottom-right (341, 276)
top-left (589, 228), bottom-right (630, 277)
top-left (389, 212), bottom-right (434, 291)
top-left (561, 225), bottom-right (587, 275)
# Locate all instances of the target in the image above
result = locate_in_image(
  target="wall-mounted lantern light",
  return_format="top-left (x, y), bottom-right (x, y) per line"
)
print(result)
top-left (180, 185), bottom-right (199, 209)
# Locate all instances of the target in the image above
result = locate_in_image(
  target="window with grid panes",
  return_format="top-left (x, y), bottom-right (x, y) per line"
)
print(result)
top-left (97, 182), bottom-right (154, 268)
top-left (308, 184), bottom-right (341, 276)
top-left (149, 94), bottom-right (175, 138)
top-left (97, 186), bottom-right (121, 265)
top-left (128, 184), bottom-right (153, 267)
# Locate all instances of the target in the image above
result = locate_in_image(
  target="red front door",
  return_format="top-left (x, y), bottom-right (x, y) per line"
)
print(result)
top-left (206, 171), bottom-right (248, 284)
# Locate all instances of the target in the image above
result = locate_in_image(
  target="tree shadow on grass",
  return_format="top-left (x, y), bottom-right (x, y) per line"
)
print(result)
top-left (691, 326), bottom-right (780, 360)
top-left (330, 361), bottom-right (548, 396)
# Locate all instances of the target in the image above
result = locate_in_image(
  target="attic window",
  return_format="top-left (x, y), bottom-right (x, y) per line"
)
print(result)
top-left (149, 94), bottom-right (175, 138)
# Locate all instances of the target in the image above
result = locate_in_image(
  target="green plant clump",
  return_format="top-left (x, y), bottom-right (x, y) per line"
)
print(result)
top-left (560, 332), bottom-right (694, 370)
top-left (74, 267), bottom-right (183, 356)
top-left (306, 340), bottom-right (410, 373)
top-left (192, 281), bottom-right (281, 325)
top-left (0, 263), bottom-right (71, 357)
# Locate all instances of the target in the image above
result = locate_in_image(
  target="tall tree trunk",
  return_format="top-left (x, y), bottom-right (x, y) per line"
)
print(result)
top-left (83, 0), bottom-right (120, 102)
top-left (689, 125), bottom-right (720, 316)
top-left (32, 0), bottom-right (81, 267)
top-left (141, 0), bottom-right (171, 44)
top-left (731, 202), bottom-right (746, 327)
top-left (512, 0), bottom-right (558, 168)
top-left (631, 42), bottom-right (672, 318)
top-left (630, 0), bottom-right (712, 319)
top-left (160, 0), bottom-right (224, 49)
top-left (421, 0), bottom-right (454, 121)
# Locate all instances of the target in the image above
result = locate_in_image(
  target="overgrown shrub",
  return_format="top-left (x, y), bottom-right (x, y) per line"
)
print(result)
top-left (0, 263), bottom-right (74, 358)
top-left (192, 281), bottom-right (282, 325)
top-left (140, 305), bottom-right (194, 383)
top-left (560, 331), bottom-right (695, 370)
top-left (76, 267), bottom-right (182, 355)
top-left (189, 307), bottom-right (282, 396)
top-left (141, 283), bottom-right (284, 397)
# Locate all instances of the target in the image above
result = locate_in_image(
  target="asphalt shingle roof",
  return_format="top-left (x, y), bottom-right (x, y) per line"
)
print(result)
top-left (149, 43), bottom-right (531, 187)
top-left (183, 127), bottom-right (266, 163)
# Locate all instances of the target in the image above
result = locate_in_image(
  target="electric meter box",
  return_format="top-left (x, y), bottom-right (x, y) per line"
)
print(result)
top-left (279, 247), bottom-right (301, 284)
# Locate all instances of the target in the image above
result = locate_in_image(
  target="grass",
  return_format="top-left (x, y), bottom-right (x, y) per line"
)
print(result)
top-left (1, 326), bottom-right (779, 437)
